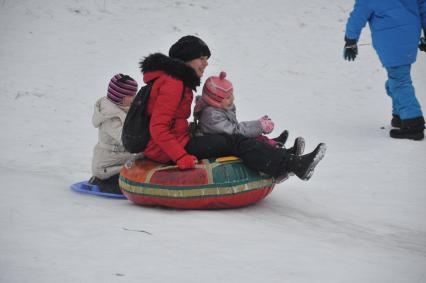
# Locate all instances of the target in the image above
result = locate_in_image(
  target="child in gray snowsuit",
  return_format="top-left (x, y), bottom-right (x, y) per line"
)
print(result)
top-left (193, 71), bottom-right (304, 154)
top-left (89, 74), bottom-right (138, 194)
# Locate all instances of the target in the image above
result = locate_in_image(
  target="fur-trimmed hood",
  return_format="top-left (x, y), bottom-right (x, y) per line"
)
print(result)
top-left (139, 53), bottom-right (200, 90)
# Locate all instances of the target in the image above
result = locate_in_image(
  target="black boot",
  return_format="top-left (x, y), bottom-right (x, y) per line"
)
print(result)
top-left (89, 174), bottom-right (123, 194)
top-left (391, 114), bottom-right (401, 128)
top-left (389, 116), bottom-right (425, 140)
top-left (287, 143), bottom-right (326, 181)
top-left (287, 137), bottom-right (305, 155)
top-left (272, 130), bottom-right (289, 147)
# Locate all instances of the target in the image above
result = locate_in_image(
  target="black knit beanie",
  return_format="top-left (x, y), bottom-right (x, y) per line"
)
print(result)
top-left (169, 35), bottom-right (211, 62)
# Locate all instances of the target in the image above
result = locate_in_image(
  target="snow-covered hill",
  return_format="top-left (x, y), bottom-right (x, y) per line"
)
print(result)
top-left (1, 1), bottom-right (425, 282)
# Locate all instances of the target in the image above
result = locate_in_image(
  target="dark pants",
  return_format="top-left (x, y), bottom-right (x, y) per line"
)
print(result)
top-left (185, 134), bottom-right (290, 177)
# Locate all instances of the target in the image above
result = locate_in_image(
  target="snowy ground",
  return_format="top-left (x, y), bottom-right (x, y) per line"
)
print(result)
top-left (1, 1), bottom-right (425, 282)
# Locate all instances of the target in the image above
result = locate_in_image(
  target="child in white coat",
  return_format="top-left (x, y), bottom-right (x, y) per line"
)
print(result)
top-left (89, 74), bottom-right (138, 194)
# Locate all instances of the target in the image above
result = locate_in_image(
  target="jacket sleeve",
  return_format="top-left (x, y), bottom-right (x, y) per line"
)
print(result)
top-left (345, 0), bottom-right (372, 40)
top-left (199, 108), bottom-right (263, 138)
top-left (149, 79), bottom-right (187, 162)
top-left (419, 0), bottom-right (426, 32)
top-left (235, 120), bottom-right (263, 137)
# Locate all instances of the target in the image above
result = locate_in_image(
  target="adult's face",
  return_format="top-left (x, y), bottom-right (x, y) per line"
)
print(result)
top-left (186, 56), bottom-right (209, 78)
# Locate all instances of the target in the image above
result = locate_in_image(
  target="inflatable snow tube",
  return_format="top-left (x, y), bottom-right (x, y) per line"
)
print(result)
top-left (119, 157), bottom-right (275, 209)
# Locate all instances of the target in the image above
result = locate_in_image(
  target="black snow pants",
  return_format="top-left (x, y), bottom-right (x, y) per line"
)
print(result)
top-left (185, 134), bottom-right (290, 178)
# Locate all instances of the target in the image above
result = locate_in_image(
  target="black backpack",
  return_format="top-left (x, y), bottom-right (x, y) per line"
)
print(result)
top-left (121, 80), bottom-right (156, 153)
top-left (121, 80), bottom-right (186, 153)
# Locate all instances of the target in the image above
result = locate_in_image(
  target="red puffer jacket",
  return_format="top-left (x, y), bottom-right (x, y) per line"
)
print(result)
top-left (140, 53), bottom-right (200, 163)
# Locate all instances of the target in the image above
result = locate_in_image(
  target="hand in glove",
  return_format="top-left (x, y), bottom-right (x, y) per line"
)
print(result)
top-left (176, 154), bottom-right (197, 170)
top-left (419, 37), bottom-right (426, 52)
top-left (343, 37), bottom-right (358, 61)
top-left (259, 115), bottom-right (274, 134)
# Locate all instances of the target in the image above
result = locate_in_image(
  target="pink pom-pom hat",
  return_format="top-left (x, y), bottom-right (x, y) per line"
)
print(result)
top-left (201, 71), bottom-right (233, 108)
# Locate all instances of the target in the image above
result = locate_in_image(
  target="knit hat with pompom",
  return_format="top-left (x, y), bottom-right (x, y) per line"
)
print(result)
top-left (201, 71), bottom-right (233, 108)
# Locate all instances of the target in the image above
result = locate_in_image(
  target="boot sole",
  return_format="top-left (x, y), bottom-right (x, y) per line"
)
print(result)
top-left (301, 143), bottom-right (327, 181)
top-left (295, 137), bottom-right (305, 155)
top-left (389, 132), bottom-right (424, 141)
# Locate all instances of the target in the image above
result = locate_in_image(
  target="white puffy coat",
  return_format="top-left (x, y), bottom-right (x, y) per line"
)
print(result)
top-left (91, 97), bottom-right (132, 179)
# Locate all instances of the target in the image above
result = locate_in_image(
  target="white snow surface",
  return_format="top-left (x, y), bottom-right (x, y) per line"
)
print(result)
top-left (1, 1), bottom-right (426, 282)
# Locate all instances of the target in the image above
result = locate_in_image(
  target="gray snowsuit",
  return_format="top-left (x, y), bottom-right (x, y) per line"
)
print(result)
top-left (194, 96), bottom-right (263, 137)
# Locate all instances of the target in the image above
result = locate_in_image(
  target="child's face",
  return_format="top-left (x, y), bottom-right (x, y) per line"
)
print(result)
top-left (220, 93), bottom-right (234, 109)
top-left (122, 96), bottom-right (134, 107)
top-left (186, 56), bottom-right (209, 78)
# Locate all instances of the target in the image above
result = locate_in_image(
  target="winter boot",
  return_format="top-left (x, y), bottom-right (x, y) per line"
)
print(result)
top-left (389, 116), bottom-right (425, 140)
top-left (89, 174), bottom-right (123, 194)
top-left (287, 143), bottom-right (327, 181)
top-left (287, 137), bottom-right (305, 155)
top-left (391, 114), bottom-right (401, 128)
top-left (272, 130), bottom-right (289, 147)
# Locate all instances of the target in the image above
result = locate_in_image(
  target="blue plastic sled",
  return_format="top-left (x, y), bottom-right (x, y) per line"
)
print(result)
top-left (70, 181), bottom-right (126, 199)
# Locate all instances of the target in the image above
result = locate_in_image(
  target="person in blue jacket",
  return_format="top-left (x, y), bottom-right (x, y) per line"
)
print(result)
top-left (344, 0), bottom-right (426, 140)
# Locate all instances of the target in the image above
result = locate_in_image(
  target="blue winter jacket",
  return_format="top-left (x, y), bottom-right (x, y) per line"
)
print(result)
top-left (345, 0), bottom-right (426, 67)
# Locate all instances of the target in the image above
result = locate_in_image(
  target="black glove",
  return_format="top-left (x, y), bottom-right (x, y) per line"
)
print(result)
top-left (343, 37), bottom-right (358, 61)
top-left (419, 37), bottom-right (426, 52)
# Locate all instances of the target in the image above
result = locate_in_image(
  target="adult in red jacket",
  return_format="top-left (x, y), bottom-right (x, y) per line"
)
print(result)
top-left (140, 36), bottom-right (326, 181)
top-left (141, 52), bottom-right (198, 163)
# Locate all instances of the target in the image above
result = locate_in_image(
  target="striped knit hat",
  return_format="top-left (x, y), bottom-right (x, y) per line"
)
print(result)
top-left (107, 74), bottom-right (138, 105)
top-left (201, 71), bottom-right (233, 108)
